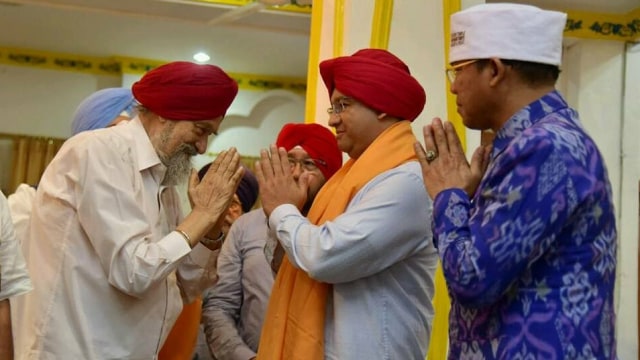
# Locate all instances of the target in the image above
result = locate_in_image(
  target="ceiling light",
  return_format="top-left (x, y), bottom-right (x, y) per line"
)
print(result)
top-left (193, 52), bottom-right (210, 63)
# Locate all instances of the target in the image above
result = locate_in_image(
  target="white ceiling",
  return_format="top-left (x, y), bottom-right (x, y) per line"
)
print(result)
top-left (0, 0), bottom-right (637, 77)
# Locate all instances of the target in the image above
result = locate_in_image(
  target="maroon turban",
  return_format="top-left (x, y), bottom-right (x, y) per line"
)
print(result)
top-left (319, 49), bottom-right (426, 122)
top-left (132, 61), bottom-right (238, 121)
top-left (276, 123), bottom-right (343, 180)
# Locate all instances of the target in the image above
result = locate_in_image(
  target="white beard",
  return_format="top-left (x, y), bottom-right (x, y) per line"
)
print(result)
top-left (156, 122), bottom-right (197, 186)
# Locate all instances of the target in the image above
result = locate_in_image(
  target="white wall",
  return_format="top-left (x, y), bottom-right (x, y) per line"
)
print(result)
top-left (0, 2), bottom-right (310, 192)
top-left (618, 41), bottom-right (640, 360)
top-left (0, 65), bottom-right (121, 138)
top-left (0, 4), bottom-right (309, 77)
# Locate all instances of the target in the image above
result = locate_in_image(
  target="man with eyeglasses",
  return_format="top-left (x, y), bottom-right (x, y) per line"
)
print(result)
top-left (415, 3), bottom-right (617, 359)
top-left (162, 164), bottom-right (260, 360)
top-left (199, 122), bottom-right (342, 360)
top-left (255, 49), bottom-right (438, 360)
top-left (14, 61), bottom-right (245, 359)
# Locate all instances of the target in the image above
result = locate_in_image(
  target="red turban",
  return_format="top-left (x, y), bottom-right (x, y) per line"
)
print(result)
top-left (132, 61), bottom-right (238, 121)
top-left (276, 123), bottom-right (343, 180)
top-left (319, 49), bottom-right (426, 122)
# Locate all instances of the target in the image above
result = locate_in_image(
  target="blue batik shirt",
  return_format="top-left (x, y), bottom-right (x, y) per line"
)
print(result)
top-left (433, 90), bottom-right (617, 359)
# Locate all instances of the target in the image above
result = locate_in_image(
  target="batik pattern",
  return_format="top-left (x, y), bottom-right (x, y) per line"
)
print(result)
top-left (433, 91), bottom-right (617, 359)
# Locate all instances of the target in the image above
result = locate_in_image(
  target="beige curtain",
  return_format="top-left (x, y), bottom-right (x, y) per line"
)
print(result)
top-left (239, 155), bottom-right (259, 175)
top-left (9, 135), bottom-right (66, 193)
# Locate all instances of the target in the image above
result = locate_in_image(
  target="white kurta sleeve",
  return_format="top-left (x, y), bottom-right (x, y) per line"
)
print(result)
top-left (0, 191), bottom-right (32, 300)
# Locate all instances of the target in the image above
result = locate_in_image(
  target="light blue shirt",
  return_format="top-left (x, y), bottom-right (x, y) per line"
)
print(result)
top-left (270, 161), bottom-right (438, 360)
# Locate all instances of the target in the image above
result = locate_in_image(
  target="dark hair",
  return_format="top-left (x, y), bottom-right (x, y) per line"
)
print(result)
top-left (197, 163), bottom-right (259, 213)
top-left (476, 59), bottom-right (560, 87)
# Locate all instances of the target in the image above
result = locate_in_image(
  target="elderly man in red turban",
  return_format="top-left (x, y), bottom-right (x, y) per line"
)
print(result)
top-left (14, 61), bottom-right (244, 359)
top-left (255, 49), bottom-right (438, 360)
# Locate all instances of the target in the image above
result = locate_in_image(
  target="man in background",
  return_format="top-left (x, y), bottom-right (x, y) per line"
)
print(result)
top-left (165, 164), bottom-right (260, 360)
top-left (8, 87), bottom-right (135, 244)
top-left (14, 61), bottom-right (244, 359)
top-left (415, 3), bottom-right (617, 358)
top-left (0, 190), bottom-right (32, 360)
top-left (256, 49), bottom-right (438, 360)
top-left (202, 123), bottom-right (342, 360)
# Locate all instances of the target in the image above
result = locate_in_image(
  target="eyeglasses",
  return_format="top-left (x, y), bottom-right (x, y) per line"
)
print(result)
top-left (287, 157), bottom-right (327, 171)
top-left (326, 97), bottom-right (353, 115)
top-left (445, 59), bottom-right (480, 83)
top-left (229, 197), bottom-right (242, 209)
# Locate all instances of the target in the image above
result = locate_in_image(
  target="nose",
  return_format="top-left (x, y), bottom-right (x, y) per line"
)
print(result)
top-left (328, 113), bottom-right (340, 127)
top-left (290, 162), bottom-right (303, 180)
top-left (195, 137), bottom-right (208, 154)
top-left (449, 79), bottom-right (459, 94)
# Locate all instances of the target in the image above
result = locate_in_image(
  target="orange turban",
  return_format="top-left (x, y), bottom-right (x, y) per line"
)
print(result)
top-left (276, 123), bottom-right (343, 180)
top-left (319, 49), bottom-right (426, 122)
top-left (132, 61), bottom-right (238, 121)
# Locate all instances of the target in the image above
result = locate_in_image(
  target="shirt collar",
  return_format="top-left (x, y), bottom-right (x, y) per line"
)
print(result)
top-left (491, 90), bottom-right (568, 160)
top-left (125, 117), bottom-right (167, 181)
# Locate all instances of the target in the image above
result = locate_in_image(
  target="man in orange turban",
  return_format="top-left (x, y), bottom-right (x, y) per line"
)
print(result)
top-left (255, 49), bottom-right (438, 360)
top-left (14, 61), bottom-right (244, 359)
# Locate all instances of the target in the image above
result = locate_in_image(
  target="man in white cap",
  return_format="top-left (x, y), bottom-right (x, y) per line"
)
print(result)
top-left (414, 3), bottom-right (617, 359)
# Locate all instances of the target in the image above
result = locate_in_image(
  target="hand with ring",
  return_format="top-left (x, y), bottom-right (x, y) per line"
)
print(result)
top-left (413, 117), bottom-right (491, 199)
top-left (425, 150), bottom-right (438, 163)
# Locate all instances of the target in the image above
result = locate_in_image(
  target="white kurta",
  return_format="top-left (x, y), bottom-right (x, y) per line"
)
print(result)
top-left (14, 117), bottom-right (218, 360)
top-left (0, 190), bottom-right (32, 301)
top-left (7, 183), bottom-right (36, 247)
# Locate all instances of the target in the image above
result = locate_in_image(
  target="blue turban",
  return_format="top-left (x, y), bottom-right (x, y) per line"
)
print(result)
top-left (71, 88), bottom-right (136, 135)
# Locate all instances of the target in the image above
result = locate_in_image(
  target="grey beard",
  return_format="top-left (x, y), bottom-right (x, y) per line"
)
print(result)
top-left (160, 143), bottom-right (197, 186)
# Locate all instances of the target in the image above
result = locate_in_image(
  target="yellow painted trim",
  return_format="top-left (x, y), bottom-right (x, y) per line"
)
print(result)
top-left (442, 0), bottom-right (465, 148)
top-left (231, 72), bottom-right (306, 93)
top-left (426, 2), bottom-right (460, 359)
top-left (304, 0), bottom-right (324, 123)
top-left (185, 0), bottom-right (252, 6)
top-left (0, 47), bottom-right (120, 76)
top-left (180, 0), bottom-right (312, 14)
top-left (427, 264), bottom-right (452, 360)
top-left (271, 3), bottom-right (313, 14)
top-left (564, 8), bottom-right (640, 41)
top-left (0, 47), bottom-right (306, 94)
top-left (333, 0), bottom-right (346, 57)
top-left (114, 56), bottom-right (166, 75)
top-left (370, 0), bottom-right (394, 49)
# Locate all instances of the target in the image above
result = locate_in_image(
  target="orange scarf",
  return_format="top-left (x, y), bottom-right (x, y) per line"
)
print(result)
top-left (158, 297), bottom-right (202, 360)
top-left (256, 121), bottom-right (418, 360)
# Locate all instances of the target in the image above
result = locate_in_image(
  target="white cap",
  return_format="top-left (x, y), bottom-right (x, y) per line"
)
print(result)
top-left (449, 3), bottom-right (567, 66)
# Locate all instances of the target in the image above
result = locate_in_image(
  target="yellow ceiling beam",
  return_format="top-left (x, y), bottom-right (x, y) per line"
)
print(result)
top-left (180, 0), bottom-right (312, 14)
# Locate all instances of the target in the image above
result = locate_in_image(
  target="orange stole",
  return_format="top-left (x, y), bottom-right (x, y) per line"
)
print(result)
top-left (158, 296), bottom-right (202, 360)
top-left (256, 121), bottom-right (419, 360)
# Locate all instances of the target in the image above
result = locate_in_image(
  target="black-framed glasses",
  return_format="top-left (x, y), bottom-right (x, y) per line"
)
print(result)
top-left (445, 59), bottom-right (480, 83)
top-left (326, 97), bottom-right (353, 115)
top-left (287, 157), bottom-right (327, 171)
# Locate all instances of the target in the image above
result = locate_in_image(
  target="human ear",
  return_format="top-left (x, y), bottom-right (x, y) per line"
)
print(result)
top-left (488, 58), bottom-right (507, 87)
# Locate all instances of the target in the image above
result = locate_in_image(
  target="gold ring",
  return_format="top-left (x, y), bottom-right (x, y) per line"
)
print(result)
top-left (425, 150), bottom-right (438, 162)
